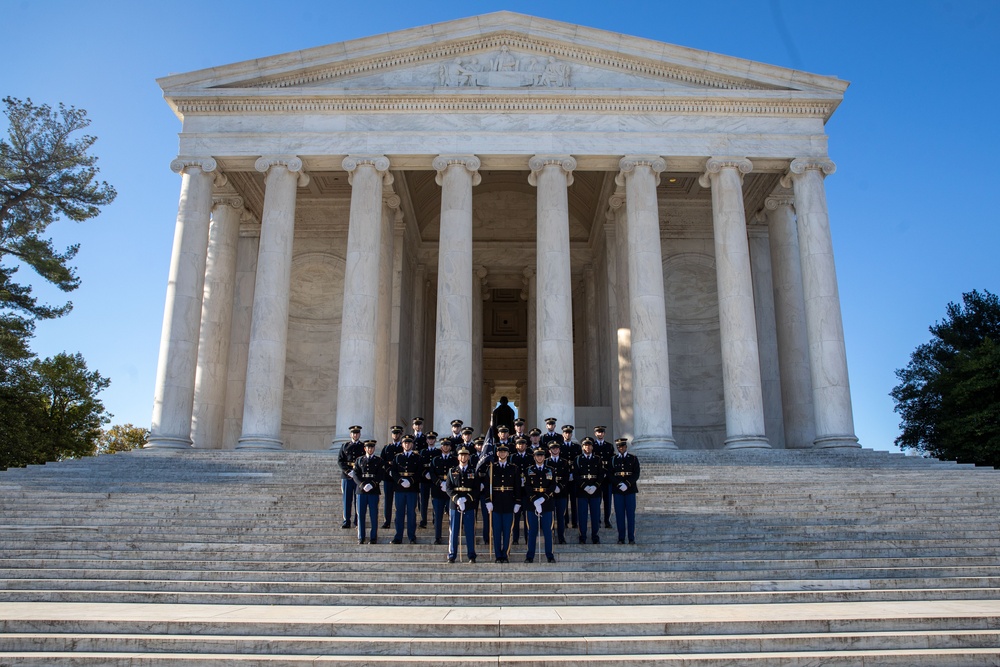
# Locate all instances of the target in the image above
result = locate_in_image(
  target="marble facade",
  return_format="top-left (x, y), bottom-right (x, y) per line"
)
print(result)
top-left (148, 12), bottom-right (859, 453)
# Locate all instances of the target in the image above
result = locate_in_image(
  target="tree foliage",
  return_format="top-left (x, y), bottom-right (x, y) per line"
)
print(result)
top-left (891, 290), bottom-right (1000, 466)
top-left (98, 423), bottom-right (149, 455)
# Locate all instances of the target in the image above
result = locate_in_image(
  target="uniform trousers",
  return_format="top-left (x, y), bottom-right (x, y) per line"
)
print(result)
top-left (448, 507), bottom-right (477, 560)
top-left (525, 510), bottom-right (554, 560)
top-left (577, 491), bottom-right (602, 540)
top-left (479, 496), bottom-right (491, 543)
top-left (613, 493), bottom-right (637, 542)
top-left (568, 487), bottom-right (578, 527)
top-left (341, 478), bottom-right (357, 524)
top-left (512, 506), bottom-right (527, 543)
top-left (491, 512), bottom-right (514, 559)
top-left (357, 492), bottom-right (379, 541)
top-left (431, 497), bottom-right (448, 542)
top-left (602, 481), bottom-right (613, 523)
top-left (382, 479), bottom-right (395, 524)
top-left (419, 482), bottom-right (432, 524)
top-left (393, 490), bottom-right (418, 542)
top-left (552, 498), bottom-right (568, 541)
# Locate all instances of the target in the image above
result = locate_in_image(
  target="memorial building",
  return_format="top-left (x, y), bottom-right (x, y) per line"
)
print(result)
top-left (148, 12), bottom-right (859, 454)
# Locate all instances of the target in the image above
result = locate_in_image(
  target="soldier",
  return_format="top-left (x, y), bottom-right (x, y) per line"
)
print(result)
top-left (512, 417), bottom-right (528, 443)
top-left (494, 425), bottom-right (514, 451)
top-left (411, 417), bottom-right (428, 452)
top-left (544, 440), bottom-right (571, 544)
top-left (539, 417), bottom-right (561, 448)
top-left (445, 446), bottom-right (480, 563)
top-left (528, 427), bottom-right (547, 457)
top-left (471, 434), bottom-right (490, 545)
top-left (510, 436), bottom-right (533, 544)
top-left (559, 425), bottom-right (582, 529)
top-left (523, 447), bottom-right (556, 563)
top-left (593, 425), bottom-right (615, 528)
top-left (480, 443), bottom-right (522, 563)
top-left (379, 425), bottom-right (405, 529)
top-left (429, 436), bottom-right (457, 545)
top-left (611, 438), bottom-right (641, 544)
top-left (446, 419), bottom-right (465, 448)
top-left (352, 440), bottom-right (385, 544)
top-left (390, 435), bottom-right (423, 544)
top-left (337, 425), bottom-right (365, 529)
top-left (418, 431), bottom-right (442, 528)
top-left (574, 437), bottom-right (606, 544)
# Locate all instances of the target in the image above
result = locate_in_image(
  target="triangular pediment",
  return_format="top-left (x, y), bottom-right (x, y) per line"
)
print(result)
top-left (159, 12), bottom-right (848, 99)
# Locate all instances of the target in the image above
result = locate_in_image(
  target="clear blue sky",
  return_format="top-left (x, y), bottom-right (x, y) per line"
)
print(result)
top-left (4, 1), bottom-right (998, 451)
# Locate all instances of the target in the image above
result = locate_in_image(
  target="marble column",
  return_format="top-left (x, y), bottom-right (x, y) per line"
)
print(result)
top-left (781, 159), bottom-right (859, 448)
top-left (522, 268), bottom-right (536, 428)
top-left (148, 158), bottom-right (224, 449)
top-left (612, 197), bottom-right (634, 440)
top-left (748, 219), bottom-right (785, 449)
top-left (699, 157), bottom-right (770, 449)
top-left (373, 191), bottom-right (399, 439)
top-left (191, 195), bottom-right (243, 449)
top-left (222, 228), bottom-right (259, 450)
top-left (529, 155), bottom-right (577, 427)
top-left (408, 264), bottom-right (427, 420)
top-left (472, 266), bottom-right (488, 430)
top-left (331, 156), bottom-right (390, 445)
top-left (237, 157), bottom-right (309, 450)
top-left (387, 214), bottom-right (406, 430)
top-left (583, 264), bottom-right (601, 406)
top-left (763, 193), bottom-right (816, 449)
top-left (431, 155), bottom-right (481, 429)
top-left (619, 156), bottom-right (676, 451)
top-left (601, 219), bottom-right (623, 439)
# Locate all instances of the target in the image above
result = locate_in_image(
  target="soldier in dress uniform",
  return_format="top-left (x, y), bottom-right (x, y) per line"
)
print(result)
top-left (494, 425), bottom-right (514, 451)
top-left (446, 419), bottom-right (465, 448)
top-left (544, 440), bottom-right (571, 544)
top-left (471, 434), bottom-right (490, 545)
top-left (611, 437), bottom-right (641, 544)
top-left (390, 435), bottom-right (423, 544)
top-left (523, 448), bottom-right (557, 563)
top-left (337, 425), bottom-right (365, 529)
top-left (574, 437), bottom-right (606, 544)
top-left (510, 436), bottom-right (533, 544)
top-left (445, 446), bottom-right (480, 563)
top-left (593, 425), bottom-right (615, 528)
top-left (479, 443), bottom-right (523, 563)
top-left (379, 425), bottom-right (405, 529)
top-left (429, 435), bottom-right (457, 545)
top-left (512, 417), bottom-right (528, 444)
top-left (418, 431), bottom-right (441, 528)
top-left (528, 427), bottom-right (547, 457)
top-left (540, 417), bottom-right (561, 448)
top-left (559, 425), bottom-right (582, 529)
top-left (411, 417), bottom-right (428, 452)
top-left (352, 440), bottom-right (385, 544)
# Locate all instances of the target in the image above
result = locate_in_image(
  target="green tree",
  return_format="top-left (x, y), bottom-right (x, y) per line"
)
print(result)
top-left (97, 423), bottom-right (148, 455)
top-left (1, 96), bottom-right (116, 351)
top-left (891, 290), bottom-right (1000, 466)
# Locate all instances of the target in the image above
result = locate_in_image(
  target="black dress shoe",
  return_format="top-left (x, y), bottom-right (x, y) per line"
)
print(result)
top-left (547, 556), bottom-right (556, 563)
top-left (578, 535), bottom-right (586, 544)
top-left (390, 538), bottom-right (402, 545)
top-left (409, 539), bottom-right (417, 545)
top-left (469, 557), bottom-right (476, 564)
top-left (358, 539), bottom-right (365, 545)
top-left (369, 538), bottom-right (377, 545)
top-left (381, 521), bottom-right (391, 529)
top-left (592, 535), bottom-right (600, 544)
top-left (604, 520), bottom-right (612, 528)
top-left (570, 522), bottom-right (578, 529)
top-left (617, 539), bottom-right (625, 544)
top-left (524, 557), bottom-right (534, 563)
top-left (419, 522), bottom-right (427, 528)
top-left (434, 538), bottom-right (442, 545)
top-left (448, 557), bottom-right (455, 563)
top-left (558, 537), bottom-right (566, 545)
top-left (341, 521), bottom-right (351, 529)
top-left (629, 540), bottom-right (635, 545)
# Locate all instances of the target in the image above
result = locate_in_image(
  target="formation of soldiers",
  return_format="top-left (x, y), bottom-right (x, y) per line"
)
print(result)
top-left (338, 416), bottom-right (641, 563)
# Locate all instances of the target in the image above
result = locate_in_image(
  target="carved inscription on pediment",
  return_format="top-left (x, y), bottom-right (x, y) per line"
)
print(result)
top-left (439, 46), bottom-right (571, 88)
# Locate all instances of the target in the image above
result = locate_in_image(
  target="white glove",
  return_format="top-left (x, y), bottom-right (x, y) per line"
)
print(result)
top-left (514, 504), bottom-right (521, 514)
top-left (485, 502), bottom-right (494, 513)
top-left (425, 472), bottom-right (431, 480)
top-left (362, 483), bottom-right (373, 492)
top-left (554, 485), bottom-right (561, 494)
top-left (533, 497), bottom-right (544, 514)
top-left (585, 485), bottom-right (597, 495)
top-left (457, 497), bottom-right (467, 511)
top-left (400, 478), bottom-right (411, 489)
top-left (349, 471), bottom-right (360, 483)
top-left (618, 482), bottom-right (627, 492)
top-left (440, 481), bottom-right (448, 493)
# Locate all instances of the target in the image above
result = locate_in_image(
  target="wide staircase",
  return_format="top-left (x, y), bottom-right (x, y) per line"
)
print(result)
top-left (2, 448), bottom-right (1000, 665)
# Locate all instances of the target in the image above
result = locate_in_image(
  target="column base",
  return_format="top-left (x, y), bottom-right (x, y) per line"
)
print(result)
top-left (236, 436), bottom-right (284, 450)
top-left (724, 435), bottom-right (771, 450)
top-left (630, 435), bottom-right (678, 454)
top-left (143, 436), bottom-right (192, 450)
top-left (814, 434), bottom-right (861, 449)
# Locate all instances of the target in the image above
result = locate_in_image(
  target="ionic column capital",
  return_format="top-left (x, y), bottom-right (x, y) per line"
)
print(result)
top-left (780, 158), bottom-right (836, 187)
top-left (382, 194), bottom-right (402, 210)
top-left (256, 156), bottom-right (310, 187)
top-left (342, 155), bottom-right (389, 186)
top-left (432, 155), bottom-right (482, 186)
top-left (170, 157), bottom-right (227, 187)
top-left (618, 155), bottom-right (666, 185)
top-left (528, 155), bottom-right (577, 187)
top-left (212, 195), bottom-right (244, 211)
top-left (765, 194), bottom-right (796, 211)
top-left (698, 157), bottom-right (753, 188)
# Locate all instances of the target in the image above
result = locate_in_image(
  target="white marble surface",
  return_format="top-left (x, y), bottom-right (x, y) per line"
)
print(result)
top-left (221, 234), bottom-right (258, 450)
top-left (148, 162), bottom-right (217, 449)
top-left (784, 160), bottom-right (859, 448)
top-left (749, 223), bottom-right (785, 449)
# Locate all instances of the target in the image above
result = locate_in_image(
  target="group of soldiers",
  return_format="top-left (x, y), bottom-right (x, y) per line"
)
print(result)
top-left (338, 416), bottom-right (641, 563)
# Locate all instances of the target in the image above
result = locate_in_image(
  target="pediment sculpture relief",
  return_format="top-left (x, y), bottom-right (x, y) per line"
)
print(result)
top-left (439, 46), bottom-right (571, 88)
